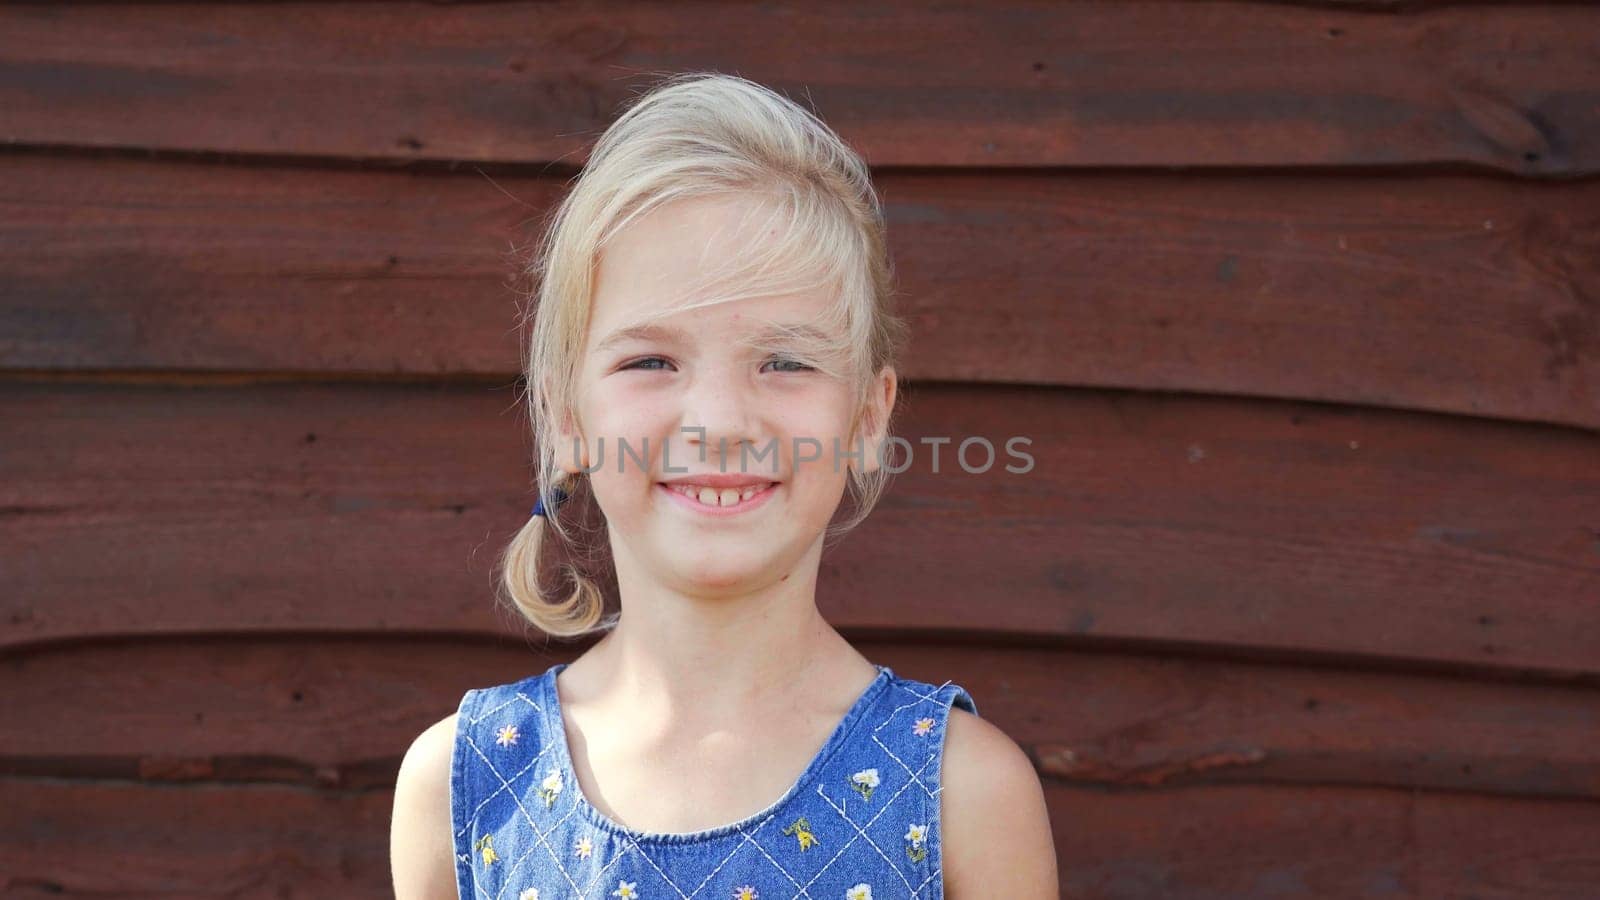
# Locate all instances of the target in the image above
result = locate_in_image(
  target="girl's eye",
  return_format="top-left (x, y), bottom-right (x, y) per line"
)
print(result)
top-left (621, 356), bottom-right (674, 372)
top-left (619, 356), bottom-right (812, 373)
top-left (764, 357), bottom-right (814, 373)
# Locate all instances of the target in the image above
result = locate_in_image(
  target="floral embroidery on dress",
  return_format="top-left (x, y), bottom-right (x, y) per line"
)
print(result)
top-left (782, 816), bottom-right (821, 850)
top-left (472, 834), bottom-right (500, 865)
top-left (904, 823), bottom-right (928, 862)
top-left (849, 767), bottom-right (880, 801)
top-left (453, 670), bottom-right (975, 898)
top-left (536, 767), bottom-right (564, 807)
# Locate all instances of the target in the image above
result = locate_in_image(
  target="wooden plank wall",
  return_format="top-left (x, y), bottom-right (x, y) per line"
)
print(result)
top-left (2, 2), bottom-right (1598, 897)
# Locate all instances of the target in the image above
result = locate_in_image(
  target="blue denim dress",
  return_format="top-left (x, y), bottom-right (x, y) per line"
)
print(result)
top-left (450, 662), bottom-right (979, 900)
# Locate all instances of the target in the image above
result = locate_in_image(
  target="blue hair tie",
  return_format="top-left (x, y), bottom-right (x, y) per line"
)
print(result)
top-left (531, 486), bottom-right (570, 518)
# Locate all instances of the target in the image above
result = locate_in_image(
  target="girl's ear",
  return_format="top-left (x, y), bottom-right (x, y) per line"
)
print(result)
top-left (539, 369), bottom-right (592, 475)
top-left (855, 365), bottom-right (898, 475)
top-left (552, 402), bottom-right (591, 476)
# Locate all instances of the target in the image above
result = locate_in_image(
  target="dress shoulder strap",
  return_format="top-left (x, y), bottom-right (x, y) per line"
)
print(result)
top-left (867, 670), bottom-right (979, 900)
top-left (448, 672), bottom-right (552, 899)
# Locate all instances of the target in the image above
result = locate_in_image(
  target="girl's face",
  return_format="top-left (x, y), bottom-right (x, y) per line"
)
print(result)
top-left (558, 194), bottom-right (895, 595)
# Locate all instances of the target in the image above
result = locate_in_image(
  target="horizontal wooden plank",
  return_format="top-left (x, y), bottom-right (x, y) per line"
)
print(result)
top-left (3, 155), bottom-right (1596, 431)
top-left (2, 641), bottom-right (1596, 803)
top-left (0, 778), bottom-right (390, 897)
top-left (3, 776), bottom-right (1597, 897)
top-left (1, 2), bottom-right (1597, 174)
top-left (1044, 780), bottom-right (1600, 899)
top-left (2, 379), bottom-right (1596, 678)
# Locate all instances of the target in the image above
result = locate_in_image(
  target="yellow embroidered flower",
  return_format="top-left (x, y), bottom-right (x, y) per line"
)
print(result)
top-left (472, 834), bottom-right (499, 865)
top-left (518, 889), bottom-right (540, 900)
top-left (912, 717), bottom-right (935, 736)
top-left (731, 886), bottom-right (759, 899)
top-left (782, 816), bottom-right (820, 850)
top-left (905, 823), bottom-right (928, 862)
top-left (849, 768), bottom-right (880, 802)
top-left (496, 724), bottom-right (520, 747)
top-left (846, 884), bottom-right (873, 900)
top-left (612, 880), bottom-right (639, 898)
top-left (537, 767), bottom-right (564, 807)
top-left (573, 835), bottom-right (594, 859)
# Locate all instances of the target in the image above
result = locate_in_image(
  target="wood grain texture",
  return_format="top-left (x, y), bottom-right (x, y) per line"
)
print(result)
top-left (3, 772), bottom-right (1598, 897)
top-left (1042, 781), bottom-right (1600, 899)
top-left (0, 779), bottom-right (391, 898)
top-left (4, 2), bottom-right (1598, 896)
top-left (2, 641), bottom-right (1598, 897)
top-left (3, 154), bottom-right (1596, 430)
top-left (3, 641), bottom-right (1596, 802)
top-left (3, 379), bottom-right (1596, 677)
top-left (0, 2), bottom-right (1596, 173)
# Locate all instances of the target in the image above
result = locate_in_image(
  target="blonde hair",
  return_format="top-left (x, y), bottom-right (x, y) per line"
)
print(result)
top-left (496, 71), bottom-right (909, 640)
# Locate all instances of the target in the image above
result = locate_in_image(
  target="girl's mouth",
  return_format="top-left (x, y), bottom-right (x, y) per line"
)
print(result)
top-left (657, 481), bottom-right (778, 517)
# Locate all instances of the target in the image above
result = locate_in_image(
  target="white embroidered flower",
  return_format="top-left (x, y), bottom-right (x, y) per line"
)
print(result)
top-left (912, 716), bottom-right (935, 736)
top-left (519, 889), bottom-right (540, 900)
top-left (731, 886), bottom-right (759, 900)
top-left (846, 885), bottom-right (873, 900)
top-left (612, 880), bottom-right (639, 898)
top-left (573, 835), bottom-right (594, 859)
top-left (496, 724), bottom-right (520, 746)
top-left (850, 767), bottom-right (881, 801)
top-left (904, 822), bottom-right (930, 862)
top-left (536, 767), bottom-right (564, 807)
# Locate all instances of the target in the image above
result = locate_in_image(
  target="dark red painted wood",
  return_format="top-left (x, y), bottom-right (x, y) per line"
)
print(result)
top-left (0, 3), bottom-right (1596, 173)
top-left (2, 155), bottom-right (1595, 430)
top-left (0, 779), bottom-right (391, 897)
top-left (3, 379), bottom-right (1595, 677)
top-left (3, 2), bottom-right (1596, 895)
top-left (3, 775), bottom-right (1598, 897)
top-left (2, 640), bottom-right (1596, 802)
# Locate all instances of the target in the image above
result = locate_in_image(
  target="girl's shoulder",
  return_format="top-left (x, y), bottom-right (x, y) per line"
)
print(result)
top-left (923, 674), bottom-right (1057, 897)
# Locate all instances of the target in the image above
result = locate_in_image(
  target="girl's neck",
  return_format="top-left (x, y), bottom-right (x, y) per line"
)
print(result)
top-left (562, 596), bottom-right (870, 728)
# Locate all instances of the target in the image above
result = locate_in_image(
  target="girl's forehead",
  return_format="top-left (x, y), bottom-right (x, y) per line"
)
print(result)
top-left (596, 195), bottom-right (768, 283)
top-left (587, 192), bottom-right (847, 349)
top-left (590, 290), bottom-right (835, 347)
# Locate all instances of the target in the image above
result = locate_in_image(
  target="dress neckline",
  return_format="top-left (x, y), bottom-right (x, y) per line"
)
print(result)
top-left (541, 661), bottom-right (894, 844)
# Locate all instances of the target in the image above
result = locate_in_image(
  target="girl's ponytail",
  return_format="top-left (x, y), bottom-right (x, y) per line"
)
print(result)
top-left (494, 476), bottom-right (617, 639)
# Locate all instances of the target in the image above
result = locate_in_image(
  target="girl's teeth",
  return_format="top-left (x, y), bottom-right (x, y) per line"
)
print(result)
top-left (677, 483), bottom-right (769, 507)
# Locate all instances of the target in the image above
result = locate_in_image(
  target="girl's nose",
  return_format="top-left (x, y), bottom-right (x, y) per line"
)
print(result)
top-left (680, 377), bottom-right (761, 467)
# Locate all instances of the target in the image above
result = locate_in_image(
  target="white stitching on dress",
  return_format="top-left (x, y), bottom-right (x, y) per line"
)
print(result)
top-left (456, 673), bottom-right (963, 900)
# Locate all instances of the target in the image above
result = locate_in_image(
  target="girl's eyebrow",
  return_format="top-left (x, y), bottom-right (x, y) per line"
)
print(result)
top-left (746, 323), bottom-right (834, 343)
top-left (594, 322), bottom-right (690, 353)
top-left (595, 321), bottom-right (836, 352)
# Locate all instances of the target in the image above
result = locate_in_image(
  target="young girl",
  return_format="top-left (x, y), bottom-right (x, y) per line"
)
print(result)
top-left (392, 72), bottom-right (1057, 900)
